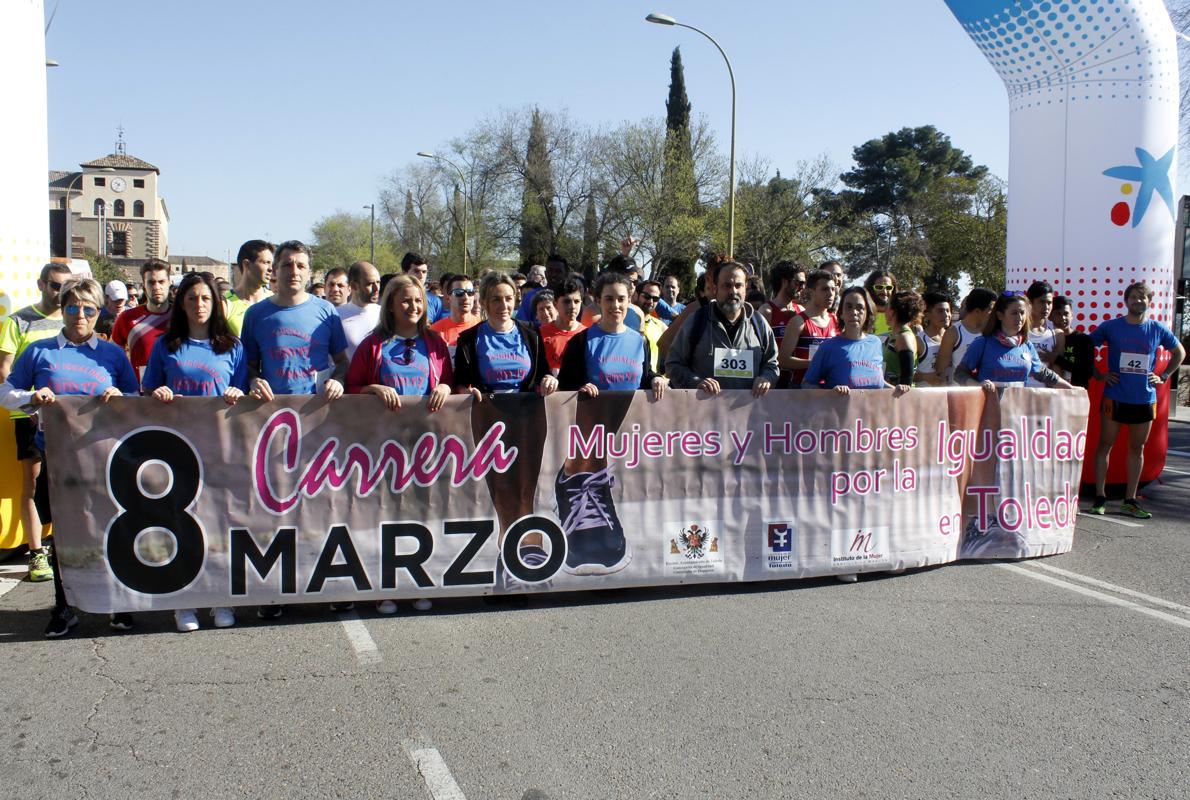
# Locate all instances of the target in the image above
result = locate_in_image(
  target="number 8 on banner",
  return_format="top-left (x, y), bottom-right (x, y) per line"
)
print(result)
top-left (105, 429), bottom-right (206, 595)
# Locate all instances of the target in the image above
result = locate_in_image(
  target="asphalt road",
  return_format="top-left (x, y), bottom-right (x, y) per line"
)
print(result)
top-left (2, 424), bottom-right (1189, 799)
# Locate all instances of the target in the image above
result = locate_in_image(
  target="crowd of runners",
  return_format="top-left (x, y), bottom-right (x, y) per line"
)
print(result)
top-left (0, 238), bottom-right (1183, 637)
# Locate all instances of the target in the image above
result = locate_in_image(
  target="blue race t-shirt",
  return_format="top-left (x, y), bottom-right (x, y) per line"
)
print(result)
top-left (624, 306), bottom-right (643, 332)
top-left (959, 335), bottom-right (1043, 386)
top-left (585, 326), bottom-right (645, 391)
top-left (241, 296), bottom-right (347, 395)
top-left (1091, 317), bottom-right (1179, 404)
top-left (515, 287), bottom-right (541, 323)
top-left (655, 298), bottom-right (685, 323)
top-left (6, 335), bottom-right (139, 449)
top-left (802, 335), bottom-right (885, 389)
top-left (427, 292), bottom-right (447, 324)
top-left (378, 336), bottom-right (432, 396)
top-left (476, 322), bottom-right (531, 393)
top-left (142, 338), bottom-right (248, 397)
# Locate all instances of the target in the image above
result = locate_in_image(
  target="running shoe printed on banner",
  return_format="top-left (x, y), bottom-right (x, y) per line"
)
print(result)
top-left (763, 521), bottom-right (797, 571)
top-left (664, 521), bottom-right (725, 577)
top-left (830, 526), bottom-right (891, 571)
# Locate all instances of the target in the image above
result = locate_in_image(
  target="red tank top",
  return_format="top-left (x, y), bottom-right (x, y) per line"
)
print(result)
top-left (765, 300), bottom-right (803, 345)
top-left (791, 310), bottom-right (839, 386)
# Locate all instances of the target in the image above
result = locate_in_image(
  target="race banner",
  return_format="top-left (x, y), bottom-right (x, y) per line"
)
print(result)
top-left (41, 388), bottom-right (1089, 612)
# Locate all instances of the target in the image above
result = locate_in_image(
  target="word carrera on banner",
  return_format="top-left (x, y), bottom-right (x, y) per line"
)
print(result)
top-left (40, 388), bottom-right (1088, 613)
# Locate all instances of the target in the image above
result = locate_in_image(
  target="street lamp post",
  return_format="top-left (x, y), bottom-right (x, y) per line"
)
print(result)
top-left (646, 12), bottom-right (737, 258)
top-left (61, 166), bottom-right (114, 260)
top-left (417, 151), bottom-right (469, 276)
top-left (363, 204), bottom-right (375, 264)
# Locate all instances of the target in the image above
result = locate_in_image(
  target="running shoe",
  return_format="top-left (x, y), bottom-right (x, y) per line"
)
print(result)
top-left (1120, 499), bottom-right (1152, 520)
top-left (412, 599), bottom-right (433, 611)
top-left (256, 605), bottom-right (283, 620)
top-left (1088, 496), bottom-right (1107, 515)
top-left (500, 544), bottom-right (553, 592)
top-left (555, 467), bottom-right (630, 576)
top-left (329, 602), bottom-right (355, 612)
top-left (27, 549), bottom-right (53, 582)
top-left (375, 600), bottom-right (397, 615)
top-left (211, 607), bottom-right (236, 628)
top-left (45, 606), bottom-right (78, 638)
top-left (835, 573), bottom-right (858, 583)
top-left (109, 613), bottom-right (134, 631)
top-left (174, 609), bottom-right (200, 633)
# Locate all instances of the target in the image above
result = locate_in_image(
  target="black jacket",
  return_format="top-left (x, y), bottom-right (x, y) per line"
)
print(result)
top-left (453, 320), bottom-right (548, 393)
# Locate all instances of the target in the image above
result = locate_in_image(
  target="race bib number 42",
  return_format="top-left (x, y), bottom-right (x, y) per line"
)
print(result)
top-left (1119, 351), bottom-right (1149, 375)
top-left (714, 347), bottom-right (754, 379)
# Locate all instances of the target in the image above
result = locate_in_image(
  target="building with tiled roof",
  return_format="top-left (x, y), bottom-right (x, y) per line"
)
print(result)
top-left (48, 135), bottom-right (169, 279)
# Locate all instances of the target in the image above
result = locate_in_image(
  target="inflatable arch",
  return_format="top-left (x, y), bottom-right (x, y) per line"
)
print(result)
top-left (943, 0), bottom-right (1181, 487)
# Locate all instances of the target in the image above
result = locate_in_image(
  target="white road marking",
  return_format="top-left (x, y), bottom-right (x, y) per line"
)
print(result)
top-left (407, 745), bottom-right (467, 800)
top-left (1027, 561), bottom-right (1190, 615)
top-left (1160, 466), bottom-right (1190, 476)
top-left (0, 575), bottom-right (22, 600)
top-left (997, 563), bottom-right (1190, 631)
top-left (339, 612), bottom-right (381, 664)
top-left (1078, 512), bottom-right (1142, 528)
top-left (1165, 448), bottom-right (1190, 458)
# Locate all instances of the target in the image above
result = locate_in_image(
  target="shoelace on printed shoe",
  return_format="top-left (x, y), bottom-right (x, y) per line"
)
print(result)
top-left (561, 467), bottom-right (616, 533)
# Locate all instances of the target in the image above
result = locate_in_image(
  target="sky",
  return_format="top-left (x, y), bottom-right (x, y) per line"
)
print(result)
top-left (42, 0), bottom-right (1187, 262)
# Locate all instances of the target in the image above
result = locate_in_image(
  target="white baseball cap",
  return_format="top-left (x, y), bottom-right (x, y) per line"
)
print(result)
top-left (104, 281), bottom-right (128, 301)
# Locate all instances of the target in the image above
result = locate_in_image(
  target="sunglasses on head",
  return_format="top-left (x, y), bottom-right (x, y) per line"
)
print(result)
top-left (64, 304), bottom-right (98, 318)
top-left (451, 287), bottom-right (476, 297)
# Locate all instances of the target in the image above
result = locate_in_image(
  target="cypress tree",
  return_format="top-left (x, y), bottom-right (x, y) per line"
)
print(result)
top-left (402, 190), bottom-right (419, 252)
top-left (580, 195), bottom-right (598, 283)
top-left (660, 47), bottom-right (699, 293)
top-left (519, 108), bottom-right (556, 268)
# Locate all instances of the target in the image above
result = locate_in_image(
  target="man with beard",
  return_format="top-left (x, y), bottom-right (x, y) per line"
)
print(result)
top-left (665, 261), bottom-right (778, 396)
top-left (337, 261), bottom-right (382, 360)
top-left (112, 259), bottom-right (173, 385)
top-left (863, 269), bottom-right (896, 338)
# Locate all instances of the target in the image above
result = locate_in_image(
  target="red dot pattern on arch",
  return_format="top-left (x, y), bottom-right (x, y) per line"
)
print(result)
top-left (1003, 266), bottom-right (1175, 331)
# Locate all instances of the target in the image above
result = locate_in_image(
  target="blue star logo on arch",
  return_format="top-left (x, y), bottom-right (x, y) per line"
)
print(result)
top-left (1102, 147), bottom-right (1175, 229)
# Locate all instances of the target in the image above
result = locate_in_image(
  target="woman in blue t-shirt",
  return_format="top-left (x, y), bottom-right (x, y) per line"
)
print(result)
top-left (804, 287), bottom-right (910, 396)
top-left (144, 272), bottom-right (248, 632)
top-left (0, 277), bottom-right (140, 638)
top-left (955, 292), bottom-right (1072, 391)
top-left (453, 272), bottom-right (557, 593)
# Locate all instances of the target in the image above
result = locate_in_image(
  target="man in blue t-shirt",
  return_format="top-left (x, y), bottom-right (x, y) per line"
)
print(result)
top-left (1088, 281), bottom-right (1185, 518)
top-left (243, 240), bottom-right (348, 401)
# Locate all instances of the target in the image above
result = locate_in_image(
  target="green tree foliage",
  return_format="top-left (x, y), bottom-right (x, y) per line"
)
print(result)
top-left (310, 211), bottom-right (399, 273)
top-left (838, 125), bottom-right (993, 292)
top-left (519, 108), bottom-right (556, 268)
top-left (580, 195), bottom-right (599, 282)
top-left (83, 248), bottom-right (124, 287)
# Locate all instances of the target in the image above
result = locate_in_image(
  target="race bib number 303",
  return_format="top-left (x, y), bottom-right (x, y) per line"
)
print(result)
top-left (1119, 351), bottom-right (1149, 375)
top-left (714, 347), bottom-right (754, 379)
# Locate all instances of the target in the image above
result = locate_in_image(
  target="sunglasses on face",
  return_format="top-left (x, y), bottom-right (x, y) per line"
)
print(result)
top-left (64, 304), bottom-right (98, 318)
top-left (640, 294), bottom-right (661, 302)
top-left (47, 280), bottom-right (64, 292)
top-left (451, 288), bottom-right (476, 297)
top-left (873, 284), bottom-right (894, 292)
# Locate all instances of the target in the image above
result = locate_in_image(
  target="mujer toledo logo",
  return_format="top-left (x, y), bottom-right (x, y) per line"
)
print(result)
top-left (1103, 146), bottom-right (1175, 229)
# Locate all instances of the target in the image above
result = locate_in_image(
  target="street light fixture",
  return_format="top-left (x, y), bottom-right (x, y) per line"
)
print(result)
top-left (417, 151), bottom-right (470, 276)
top-left (363, 204), bottom-right (375, 264)
top-left (61, 166), bottom-right (114, 259)
top-left (646, 11), bottom-right (737, 258)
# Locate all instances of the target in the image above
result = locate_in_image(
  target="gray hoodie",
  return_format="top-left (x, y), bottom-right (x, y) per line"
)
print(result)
top-left (665, 301), bottom-right (780, 390)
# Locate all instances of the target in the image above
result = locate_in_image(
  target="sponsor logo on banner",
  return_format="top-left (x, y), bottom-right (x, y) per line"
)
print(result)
top-left (764, 521), bottom-right (796, 571)
top-left (665, 522), bottom-right (724, 576)
top-left (831, 526), bottom-right (890, 570)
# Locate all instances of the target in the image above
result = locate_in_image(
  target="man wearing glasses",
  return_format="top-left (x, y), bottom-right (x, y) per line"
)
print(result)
top-left (635, 280), bottom-right (668, 372)
top-left (430, 275), bottom-right (481, 355)
top-left (337, 261), bottom-right (382, 360)
top-left (758, 260), bottom-right (806, 347)
top-left (0, 262), bottom-right (74, 583)
top-left (864, 270), bottom-right (897, 338)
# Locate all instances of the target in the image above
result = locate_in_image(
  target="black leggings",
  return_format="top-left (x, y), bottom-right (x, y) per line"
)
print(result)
top-left (33, 463), bottom-right (68, 611)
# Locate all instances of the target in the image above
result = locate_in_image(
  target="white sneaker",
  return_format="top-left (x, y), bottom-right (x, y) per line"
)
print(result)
top-left (835, 574), bottom-right (858, 583)
top-left (375, 600), bottom-right (397, 615)
top-left (174, 608), bottom-right (200, 632)
top-left (412, 598), bottom-right (433, 612)
top-left (211, 607), bottom-right (236, 628)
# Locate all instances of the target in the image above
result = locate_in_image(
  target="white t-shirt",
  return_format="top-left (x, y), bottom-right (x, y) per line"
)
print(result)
top-left (338, 302), bottom-right (381, 360)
